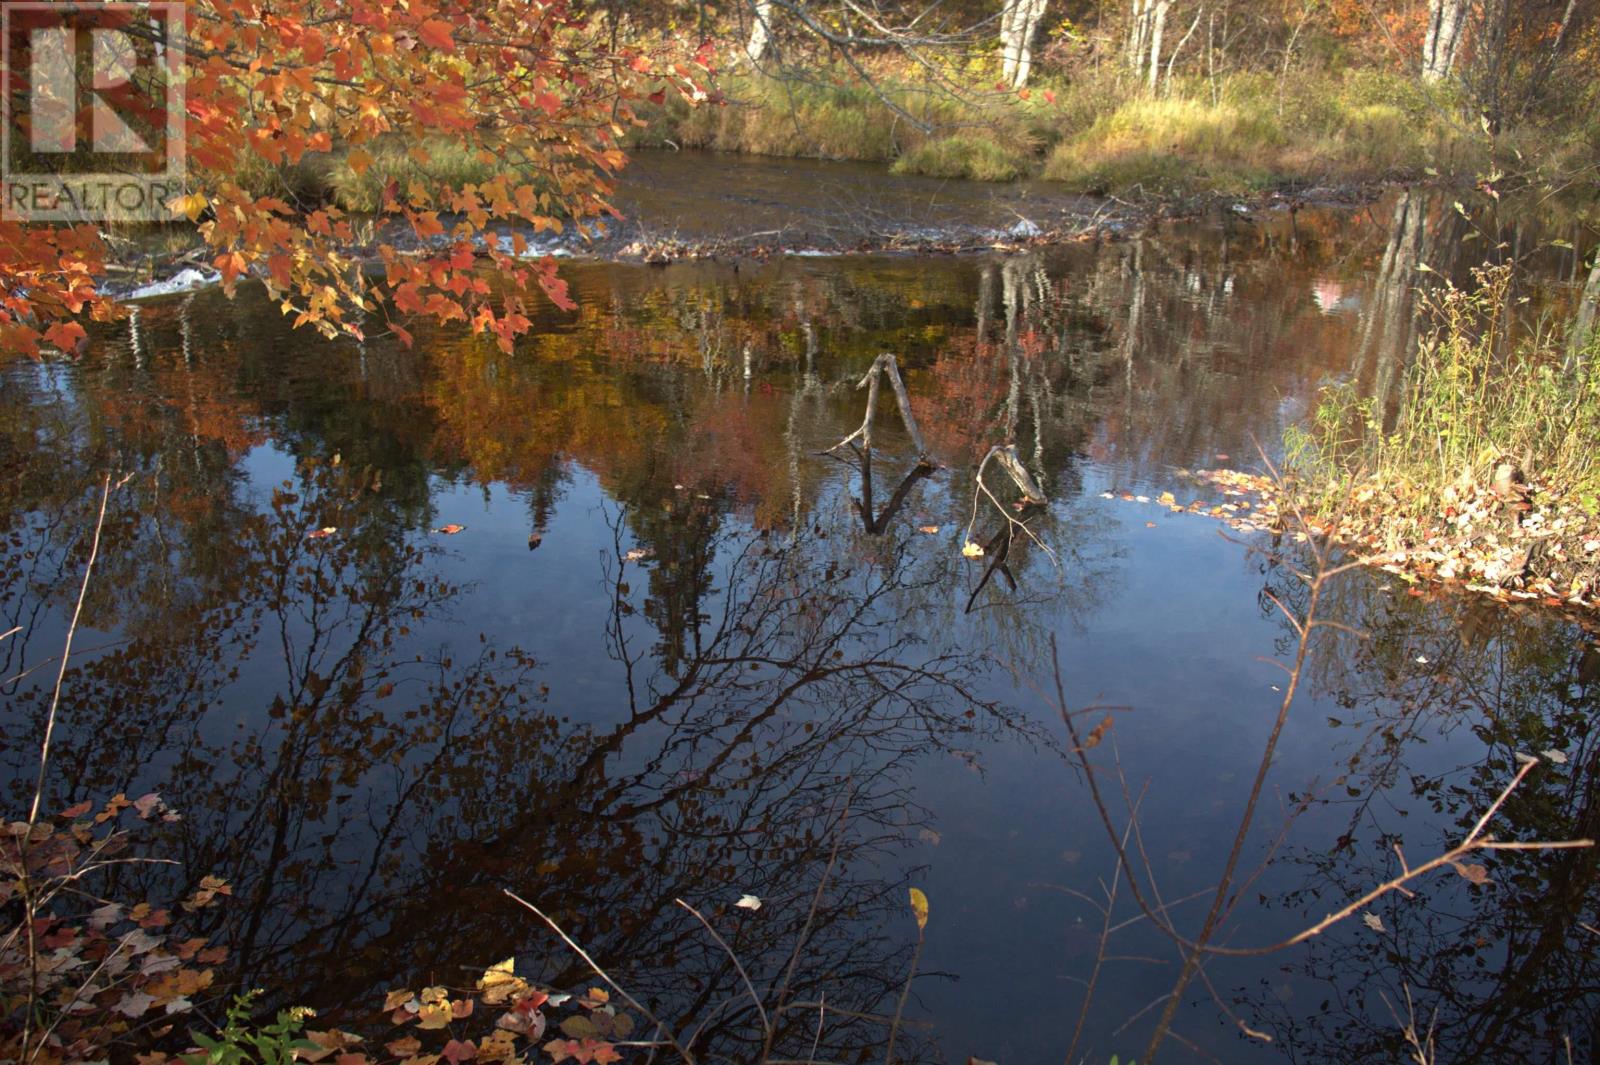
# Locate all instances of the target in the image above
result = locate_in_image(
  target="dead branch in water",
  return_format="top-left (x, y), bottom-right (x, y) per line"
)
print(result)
top-left (828, 353), bottom-right (930, 461)
top-left (964, 444), bottom-right (1054, 568)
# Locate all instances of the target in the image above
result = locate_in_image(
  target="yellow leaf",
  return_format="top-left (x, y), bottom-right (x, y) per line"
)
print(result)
top-left (417, 999), bottom-right (451, 1029)
top-left (961, 541), bottom-right (984, 559)
top-left (166, 191), bottom-right (208, 221)
top-left (909, 887), bottom-right (929, 931)
top-left (347, 148), bottom-right (373, 175)
top-left (477, 957), bottom-right (526, 1006)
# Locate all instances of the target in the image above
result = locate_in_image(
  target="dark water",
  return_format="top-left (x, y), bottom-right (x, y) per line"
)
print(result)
top-left (4, 164), bottom-right (1600, 1064)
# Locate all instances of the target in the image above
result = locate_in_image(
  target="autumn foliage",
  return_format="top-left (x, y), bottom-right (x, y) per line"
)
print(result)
top-left (0, 0), bottom-right (714, 356)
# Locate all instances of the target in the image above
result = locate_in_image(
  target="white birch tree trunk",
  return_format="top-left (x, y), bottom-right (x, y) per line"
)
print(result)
top-left (1000, 0), bottom-right (1049, 89)
top-left (1146, 0), bottom-right (1171, 94)
top-left (1421, 0), bottom-right (1467, 82)
top-left (1126, 0), bottom-right (1152, 82)
top-left (746, 0), bottom-right (773, 65)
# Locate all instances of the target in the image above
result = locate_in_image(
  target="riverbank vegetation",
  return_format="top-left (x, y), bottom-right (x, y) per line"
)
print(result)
top-left (211, 2), bottom-right (1600, 213)
top-left (1280, 261), bottom-right (1600, 608)
top-left (629, 1), bottom-right (1598, 198)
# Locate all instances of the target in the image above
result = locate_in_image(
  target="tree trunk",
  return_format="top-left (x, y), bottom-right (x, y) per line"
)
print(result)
top-left (1421, 0), bottom-right (1467, 82)
top-left (1570, 258), bottom-right (1600, 369)
top-left (1127, 0), bottom-right (1152, 82)
top-left (1000, 0), bottom-right (1049, 89)
top-left (1146, 0), bottom-right (1171, 94)
top-left (745, 0), bottom-right (773, 65)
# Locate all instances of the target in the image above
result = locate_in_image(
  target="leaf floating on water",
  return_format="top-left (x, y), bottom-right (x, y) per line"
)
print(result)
top-left (387, 1036), bottom-right (422, 1058)
top-left (961, 541), bottom-right (985, 558)
top-left (477, 958), bottom-right (525, 1005)
top-left (918, 525), bottom-right (941, 534)
top-left (918, 828), bottom-right (942, 846)
top-left (624, 547), bottom-right (654, 562)
top-left (1541, 748), bottom-right (1568, 764)
top-left (436, 523), bottom-right (466, 535)
top-left (909, 887), bottom-right (929, 931)
top-left (735, 894), bottom-right (762, 911)
top-left (1362, 912), bottom-right (1385, 933)
top-left (1451, 860), bottom-right (1491, 885)
top-left (305, 526), bottom-right (337, 540)
top-left (1158, 491), bottom-right (1177, 506)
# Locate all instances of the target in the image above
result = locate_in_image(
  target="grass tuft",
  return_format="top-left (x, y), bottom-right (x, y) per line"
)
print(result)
top-left (890, 133), bottom-right (1032, 182)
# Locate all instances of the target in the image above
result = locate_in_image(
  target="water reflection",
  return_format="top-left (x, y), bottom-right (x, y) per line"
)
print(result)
top-left (3, 185), bottom-right (1600, 1062)
top-left (1246, 554), bottom-right (1600, 1062)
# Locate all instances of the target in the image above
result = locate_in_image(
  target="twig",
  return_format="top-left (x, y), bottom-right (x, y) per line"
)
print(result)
top-left (964, 445), bottom-right (1056, 567)
top-left (674, 898), bottom-right (771, 1042)
top-left (502, 889), bottom-right (696, 1064)
top-left (882, 921), bottom-right (924, 1065)
top-left (18, 472), bottom-right (120, 1063)
top-left (764, 790), bottom-right (852, 1061)
top-left (28, 473), bottom-right (117, 828)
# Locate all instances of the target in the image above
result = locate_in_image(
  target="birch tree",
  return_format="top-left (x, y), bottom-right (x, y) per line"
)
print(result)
top-left (1126, 0), bottom-right (1172, 92)
top-left (746, 0), bottom-right (774, 64)
top-left (1000, 0), bottom-right (1050, 89)
top-left (1421, 0), bottom-right (1468, 82)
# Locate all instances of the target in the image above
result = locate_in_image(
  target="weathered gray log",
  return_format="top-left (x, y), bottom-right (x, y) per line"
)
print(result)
top-left (829, 353), bottom-right (930, 461)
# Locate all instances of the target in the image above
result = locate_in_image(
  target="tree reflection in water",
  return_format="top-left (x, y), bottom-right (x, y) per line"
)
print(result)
top-left (1, 447), bottom-right (1038, 1061)
top-left (1238, 546), bottom-right (1600, 1063)
top-left (4, 189), bottom-right (1599, 1062)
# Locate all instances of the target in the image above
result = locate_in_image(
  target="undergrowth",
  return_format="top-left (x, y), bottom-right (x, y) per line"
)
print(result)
top-left (1286, 263), bottom-right (1600, 522)
top-left (634, 62), bottom-right (1516, 194)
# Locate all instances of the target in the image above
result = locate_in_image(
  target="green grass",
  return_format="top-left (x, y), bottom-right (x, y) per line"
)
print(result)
top-left (637, 64), bottom-right (1501, 196)
top-left (1041, 70), bottom-right (1473, 196)
top-left (325, 138), bottom-right (513, 212)
top-left (1286, 264), bottom-right (1600, 520)
top-left (202, 137), bottom-right (523, 212)
top-left (638, 67), bottom-right (1036, 175)
top-left (890, 132), bottom-right (1033, 181)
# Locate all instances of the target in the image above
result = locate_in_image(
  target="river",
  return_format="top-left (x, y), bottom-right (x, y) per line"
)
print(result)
top-left (3, 153), bottom-right (1598, 1064)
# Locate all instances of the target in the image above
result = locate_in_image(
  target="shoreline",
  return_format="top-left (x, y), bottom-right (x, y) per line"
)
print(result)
top-left (101, 161), bottom-right (1403, 305)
